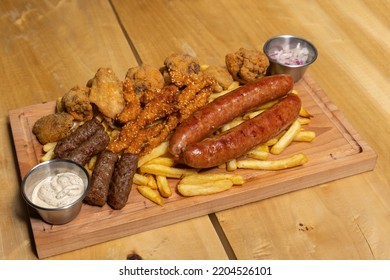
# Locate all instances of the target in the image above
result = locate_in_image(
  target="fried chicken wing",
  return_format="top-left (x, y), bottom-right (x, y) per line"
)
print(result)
top-left (225, 48), bottom-right (269, 84)
top-left (33, 112), bottom-right (74, 144)
top-left (89, 68), bottom-right (125, 119)
top-left (61, 86), bottom-right (93, 121)
top-left (203, 65), bottom-right (234, 92)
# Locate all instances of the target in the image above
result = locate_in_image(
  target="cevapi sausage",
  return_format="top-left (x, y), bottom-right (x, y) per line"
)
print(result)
top-left (64, 128), bottom-right (110, 166)
top-left (169, 74), bottom-right (294, 157)
top-left (180, 93), bottom-right (301, 168)
top-left (54, 118), bottom-right (104, 158)
top-left (107, 153), bottom-right (138, 210)
top-left (84, 150), bottom-right (118, 207)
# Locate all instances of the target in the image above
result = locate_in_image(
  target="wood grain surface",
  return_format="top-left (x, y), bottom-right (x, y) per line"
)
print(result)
top-left (2, 0), bottom-right (390, 260)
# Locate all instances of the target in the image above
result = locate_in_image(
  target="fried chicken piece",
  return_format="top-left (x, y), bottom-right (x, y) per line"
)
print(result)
top-left (125, 65), bottom-right (165, 103)
top-left (203, 65), bottom-right (234, 92)
top-left (126, 121), bottom-right (166, 155)
top-left (140, 114), bottom-right (179, 156)
top-left (108, 85), bottom-right (180, 154)
top-left (33, 112), bottom-right (74, 145)
top-left (89, 68), bottom-right (125, 119)
top-left (176, 73), bottom-right (215, 117)
top-left (225, 48), bottom-right (269, 84)
top-left (61, 86), bottom-right (93, 121)
top-left (117, 83), bottom-right (141, 124)
top-left (117, 65), bottom-right (165, 124)
top-left (164, 53), bottom-right (201, 87)
top-left (179, 86), bottom-right (213, 122)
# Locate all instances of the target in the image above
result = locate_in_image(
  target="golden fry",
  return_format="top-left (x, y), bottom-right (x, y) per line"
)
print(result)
top-left (145, 174), bottom-right (158, 189)
top-left (42, 142), bottom-right (57, 153)
top-left (133, 173), bottom-right (149, 186)
top-left (88, 155), bottom-right (98, 170)
top-left (156, 175), bottom-right (172, 197)
top-left (137, 141), bottom-right (169, 167)
top-left (226, 159), bottom-right (238, 171)
top-left (145, 157), bottom-right (175, 167)
top-left (178, 179), bottom-right (234, 196)
top-left (180, 173), bottom-right (245, 185)
top-left (299, 107), bottom-right (313, 118)
top-left (298, 117), bottom-right (311, 125)
top-left (140, 164), bottom-right (198, 178)
top-left (270, 120), bottom-right (301, 155)
top-left (294, 130), bottom-right (316, 142)
top-left (237, 153), bottom-right (308, 170)
top-left (137, 185), bottom-right (164, 206)
top-left (220, 117), bottom-right (244, 132)
top-left (40, 148), bottom-right (56, 162)
top-left (243, 110), bottom-right (263, 120)
top-left (246, 149), bottom-right (269, 160)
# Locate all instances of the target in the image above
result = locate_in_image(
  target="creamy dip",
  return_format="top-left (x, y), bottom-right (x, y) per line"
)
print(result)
top-left (31, 172), bottom-right (85, 208)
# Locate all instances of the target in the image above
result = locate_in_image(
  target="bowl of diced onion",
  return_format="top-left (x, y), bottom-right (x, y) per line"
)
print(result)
top-left (263, 35), bottom-right (318, 82)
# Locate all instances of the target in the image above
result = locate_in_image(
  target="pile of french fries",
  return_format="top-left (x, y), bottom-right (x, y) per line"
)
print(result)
top-left (39, 82), bottom-right (316, 207)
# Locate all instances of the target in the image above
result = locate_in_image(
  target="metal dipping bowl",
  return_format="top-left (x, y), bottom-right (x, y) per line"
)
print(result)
top-left (21, 159), bottom-right (90, 225)
top-left (263, 35), bottom-right (318, 82)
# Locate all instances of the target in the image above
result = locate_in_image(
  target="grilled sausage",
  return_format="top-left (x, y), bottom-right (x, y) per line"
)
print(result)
top-left (107, 153), bottom-right (138, 210)
top-left (180, 93), bottom-right (301, 168)
top-left (169, 74), bottom-right (294, 157)
top-left (84, 150), bottom-right (118, 206)
top-left (54, 118), bottom-right (104, 158)
top-left (64, 128), bottom-right (110, 166)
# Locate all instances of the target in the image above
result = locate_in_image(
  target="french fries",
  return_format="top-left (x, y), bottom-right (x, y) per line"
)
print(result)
top-left (137, 185), bottom-right (164, 206)
top-left (133, 173), bottom-right (150, 186)
top-left (140, 164), bottom-right (198, 178)
top-left (156, 175), bottom-right (172, 197)
top-left (42, 142), bottom-right (57, 152)
top-left (270, 119), bottom-right (301, 155)
top-left (145, 156), bottom-right (175, 167)
top-left (294, 130), bottom-right (316, 142)
top-left (237, 153), bottom-right (308, 170)
top-left (137, 141), bottom-right (169, 167)
top-left (178, 179), bottom-right (234, 197)
top-left (40, 147), bottom-right (56, 162)
top-left (180, 173), bottom-right (245, 185)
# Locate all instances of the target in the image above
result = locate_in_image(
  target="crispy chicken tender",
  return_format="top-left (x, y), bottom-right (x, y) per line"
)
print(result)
top-left (225, 48), bottom-right (269, 84)
top-left (89, 68), bottom-right (125, 119)
top-left (203, 65), bottom-right (234, 92)
top-left (33, 112), bottom-right (74, 144)
top-left (108, 85), bottom-right (180, 154)
top-left (61, 86), bottom-right (93, 121)
top-left (164, 53), bottom-right (201, 87)
top-left (117, 65), bottom-right (165, 124)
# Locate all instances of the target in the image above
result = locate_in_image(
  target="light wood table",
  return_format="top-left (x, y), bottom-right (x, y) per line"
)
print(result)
top-left (1, 0), bottom-right (389, 260)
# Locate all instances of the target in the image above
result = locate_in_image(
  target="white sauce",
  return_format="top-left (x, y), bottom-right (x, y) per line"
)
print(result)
top-left (31, 172), bottom-right (85, 208)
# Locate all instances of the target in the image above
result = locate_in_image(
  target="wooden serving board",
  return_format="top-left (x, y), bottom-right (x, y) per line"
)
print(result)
top-left (10, 74), bottom-right (376, 259)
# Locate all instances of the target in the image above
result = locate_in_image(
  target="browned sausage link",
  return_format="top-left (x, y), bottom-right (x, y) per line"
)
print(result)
top-left (64, 129), bottom-right (110, 166)
top-left (54, 118), bottom-right (104, 158)
top-left (84, 150), bottom-right (118, 207)
top-left (107, 153), bottom-right (138, 210)
top-left (169, 74), bottom-right (294, 157)
top-left (181, 94), bottom-right (301, 168)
